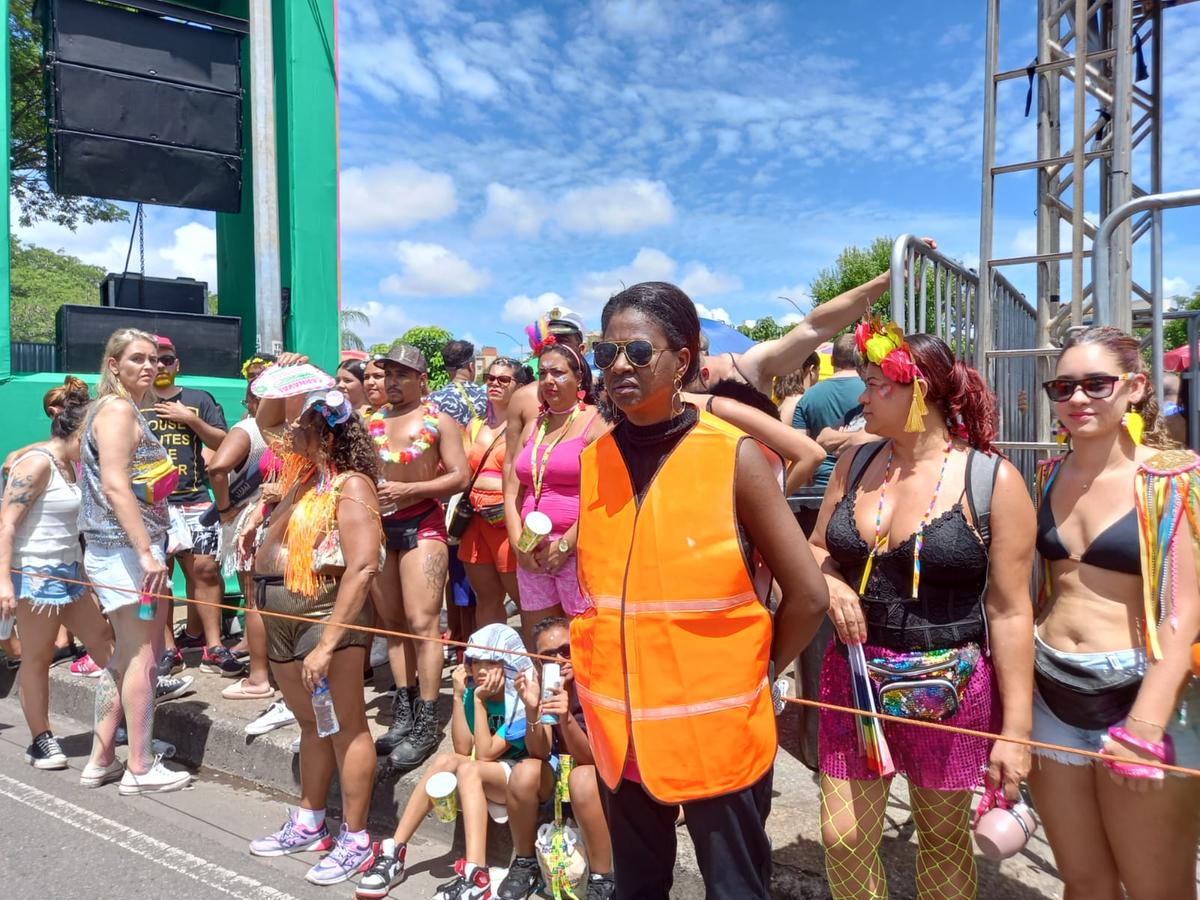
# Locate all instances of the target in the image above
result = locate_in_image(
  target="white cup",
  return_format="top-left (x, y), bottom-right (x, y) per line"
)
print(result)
top-left (516, 511), bottom-right (553, 553)
top-left (426, 771), bottom-right (458, 823)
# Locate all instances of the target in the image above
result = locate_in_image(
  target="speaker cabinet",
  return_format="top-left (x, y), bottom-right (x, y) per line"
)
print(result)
top-left (45, 0), bottom-right (245, 213)
top-left (57, 305), bottom-right (242, 378)
top-left (101, 273), bottom-right (208, 315)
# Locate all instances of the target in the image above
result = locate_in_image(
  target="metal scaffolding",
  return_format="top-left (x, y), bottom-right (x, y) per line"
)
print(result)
top-left (977, 0), bottom-right (1197, 455)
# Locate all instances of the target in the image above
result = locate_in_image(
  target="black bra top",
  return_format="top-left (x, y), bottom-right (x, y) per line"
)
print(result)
top-left (1035, 474), bottom-right (1141, 576)
top-left (825, 490), bottom-right (990, 651)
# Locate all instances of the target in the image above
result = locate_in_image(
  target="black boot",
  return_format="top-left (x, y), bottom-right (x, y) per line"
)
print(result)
top-left (387, 698), bottom-right (439, 772)
top-left (374, 686), bottom-right (416, 755)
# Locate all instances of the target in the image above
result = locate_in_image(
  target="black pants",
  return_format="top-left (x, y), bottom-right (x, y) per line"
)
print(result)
top-left (599, 769), bottom-right (774, 900)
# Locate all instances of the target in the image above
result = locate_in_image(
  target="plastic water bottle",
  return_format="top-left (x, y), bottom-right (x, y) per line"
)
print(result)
top-left (312, 677), bottom-right (340, 737)
top-left (0, 613), bottom-right (14, 640)
top-left (540, 663), bottom-right (562, 725)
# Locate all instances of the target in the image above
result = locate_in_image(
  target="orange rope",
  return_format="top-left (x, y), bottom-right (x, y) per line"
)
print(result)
top-left (12, 567), bottom-right (1200, 778)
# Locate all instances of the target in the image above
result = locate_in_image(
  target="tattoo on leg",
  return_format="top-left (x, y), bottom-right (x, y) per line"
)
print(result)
top-left (422, 547), bottom-right (448, 595)
top-left (93, 668), bottom-right (123, 757)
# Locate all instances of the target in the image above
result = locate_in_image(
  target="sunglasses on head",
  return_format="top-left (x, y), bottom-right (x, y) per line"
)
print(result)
top-left (593, 339), bottom-right (665, 369)
top-left (1042, 373), bottom-right (1135, 402)
top-left (486, 374), bottom-right (513, 385)
top-left (539, 643), bottom-right (571, 661)
top-left (158, 355), bottom-right (177, 366)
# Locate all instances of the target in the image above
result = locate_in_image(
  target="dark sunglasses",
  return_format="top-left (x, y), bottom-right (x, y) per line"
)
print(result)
top-left (486, 374), bottom-right (513, 385)
top-left (593, 339), bottom-right (664, 369)
top-left (158, 355), bottom-right (178, 366)
top-left (1042, 373), bottom-right (1134, 402)
top-left (538, 643), bottom-right (571, 661)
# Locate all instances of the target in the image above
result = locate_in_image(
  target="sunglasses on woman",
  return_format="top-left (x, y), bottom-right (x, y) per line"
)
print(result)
top-left (1042, 373), bottom-right (1135, 402)
top-left (485, 374), bottom-right (513, 385)
top-left (593, 339), bottom-right (666, 369)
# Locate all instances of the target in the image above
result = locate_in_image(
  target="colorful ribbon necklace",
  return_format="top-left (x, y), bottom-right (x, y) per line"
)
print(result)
top-left (369, 401), bottom-right (439, 464)
top-left (859, 440), bottom-right (955, 600)
top-left (529, 406), bottom-right (580, 508)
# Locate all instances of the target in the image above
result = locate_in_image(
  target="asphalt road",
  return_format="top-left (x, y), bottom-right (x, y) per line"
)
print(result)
top-left (0, 706), bottom-right (465, 900)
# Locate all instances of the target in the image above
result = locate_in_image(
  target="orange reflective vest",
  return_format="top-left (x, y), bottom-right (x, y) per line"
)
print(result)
top-left (571, 412), bottom-right (776, 804)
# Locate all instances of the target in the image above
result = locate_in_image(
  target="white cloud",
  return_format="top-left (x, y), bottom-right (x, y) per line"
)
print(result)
top-left (1164, 276), bottom-right (1192, 298)
top-left (771, 284), bottom-right (813, 315)
top-left (555, 179), bottom-right (675, 235)
top-left (573, 247), bottom-right (677, 312)
top-left (476, 183), bottom-right (548, 237)
top-left (430, 49), bottom-right (502, 100)
top-left (340, 33), bottom-right (440, 104)
top-left (679, 262), bottom-right (742, 298)
top-left (503, 291), bottom-right (569, 325)
top-left (340, 162), bottom-right (457, 232)
top-left (780, 312), bottom-right (804, 326)
top-left (379, 242), bottom-right (490, 296)
top-left (595, 0), bottom-right (671, 36)
top-left (694, 303), bottom-right (732, 324)
top-left (157, 222), bottom-right (217, 288)
top-left (355, 299), bottom-right (415, 344)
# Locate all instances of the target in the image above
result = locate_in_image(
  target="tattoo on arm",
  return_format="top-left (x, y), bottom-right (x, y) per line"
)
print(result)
top-left (5, 473), bottom-right (37, 506)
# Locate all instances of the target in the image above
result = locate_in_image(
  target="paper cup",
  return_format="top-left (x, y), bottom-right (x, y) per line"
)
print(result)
top-left (426, 771), bottom-right (458, 823)
top-left (516, 511), bottom-right (553, 554)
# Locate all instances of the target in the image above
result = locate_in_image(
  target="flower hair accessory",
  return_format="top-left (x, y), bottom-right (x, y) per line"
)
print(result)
top-left (241, 355), bottom-right (276, 380)
top-left (855, 317), bottom-right (928, 433)
top-left (303, 389), bottom-right (353, 427)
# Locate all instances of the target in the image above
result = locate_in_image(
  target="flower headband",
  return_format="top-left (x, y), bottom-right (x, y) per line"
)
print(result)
top-left (302, 389), bottom-right (353, 428)
top-left (854, 317), bottom-right (928, 433)
top-left (241, 355), bottom-right (276, 380)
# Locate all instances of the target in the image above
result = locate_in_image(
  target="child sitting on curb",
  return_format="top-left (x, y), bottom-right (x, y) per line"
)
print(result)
top-left (357, 623), bottom-right (532, 900)
top-left (497, 617), bottom-right (615, 900)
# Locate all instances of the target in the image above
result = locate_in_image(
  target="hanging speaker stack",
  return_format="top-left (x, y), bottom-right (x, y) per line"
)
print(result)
top-left (43, 0), bottom-right (247, 213)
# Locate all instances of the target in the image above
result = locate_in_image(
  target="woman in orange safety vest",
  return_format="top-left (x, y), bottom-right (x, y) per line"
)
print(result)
top-left (572, 281), bottom-right (830, 900)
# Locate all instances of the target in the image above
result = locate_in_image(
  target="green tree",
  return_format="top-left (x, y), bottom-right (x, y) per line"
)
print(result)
top-left (398, 326), bottom-right (454, 390)
top-left (810, 237), bottom-right (895, 320)
top-left (10, 235), bottom-right (106, 341)
top-left (9, 1), bottom-right (127, 228)
top-left (736, 316), bottom-right (786, 342)
top-left (340, 307), bottom-right (371, 351)
top-left (1164, 291), bottom-right (1200, 351)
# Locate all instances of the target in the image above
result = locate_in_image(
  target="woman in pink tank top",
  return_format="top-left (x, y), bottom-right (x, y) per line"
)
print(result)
top-left (505, 340), bottom-right (607, 639)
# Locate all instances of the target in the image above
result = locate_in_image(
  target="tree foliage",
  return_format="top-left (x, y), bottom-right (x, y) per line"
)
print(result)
top-left (367, 326), bottom-right (455, 390)
top-left (10, 0), bottom-right (127, 229)
top-left (736, 316), bottom-right (789, 342)
top-left (10, 235), bottom-right (106, 342)
top-left (1164, 291), bottom-right (1200, 352)
top-left (810, 237), bottom-right (894, 320)
top-left (340, 308), bottom-right (370, 351)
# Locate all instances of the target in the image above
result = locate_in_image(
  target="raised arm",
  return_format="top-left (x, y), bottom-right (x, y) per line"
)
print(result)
top-left (980, 459), bottom-right (1036, 801)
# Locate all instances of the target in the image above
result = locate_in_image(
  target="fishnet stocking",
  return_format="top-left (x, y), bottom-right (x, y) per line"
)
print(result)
top-left (910, 786), bottom-right (976, 900)
top-left (820, 774), bottom-right (891, 900)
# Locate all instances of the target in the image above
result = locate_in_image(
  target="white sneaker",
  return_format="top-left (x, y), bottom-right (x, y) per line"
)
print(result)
top-left (245, 699), bottom-right (297, 736)
top-left (290, 737), bottom-right (301, 754)
top-left (80, 757), bottom-right (124, 788)
top-left (369, 636), bottom-right (389, 669)
top-left (118, 755), bottom-right (191, 795)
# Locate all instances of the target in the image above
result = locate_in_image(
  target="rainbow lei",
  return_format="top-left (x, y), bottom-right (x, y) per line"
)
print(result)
top-left (1134, 448), bottom-right (1200, 662)
top-left (369, 401), bottom-right (440, 464)
top-left (854, 317), bottom-right (930, 433)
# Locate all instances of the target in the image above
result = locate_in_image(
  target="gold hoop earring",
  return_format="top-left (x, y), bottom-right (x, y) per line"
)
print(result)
top-left (672, 374), bottom-right (684, 417)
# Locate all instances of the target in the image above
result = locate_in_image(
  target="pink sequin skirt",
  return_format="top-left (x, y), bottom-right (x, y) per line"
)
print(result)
top-left (818, 639), bottom-right (999, 791)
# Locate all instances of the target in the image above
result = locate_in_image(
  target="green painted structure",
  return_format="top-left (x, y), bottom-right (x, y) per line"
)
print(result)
top-left (0, 0), bottom-right (340, 453)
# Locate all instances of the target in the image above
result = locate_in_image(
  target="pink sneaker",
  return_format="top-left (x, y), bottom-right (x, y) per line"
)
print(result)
top-left (70, 653), bottom-right (102, 677)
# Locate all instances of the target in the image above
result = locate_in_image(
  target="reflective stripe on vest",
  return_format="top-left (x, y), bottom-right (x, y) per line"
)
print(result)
top-left (572, 412), bottom-right (777, 804)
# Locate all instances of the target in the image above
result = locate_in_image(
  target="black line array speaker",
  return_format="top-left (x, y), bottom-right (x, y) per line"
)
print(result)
top-left (100, 273), bottom-right (208, 315)
top-left (44, 0), bottom-right (246, 213)
top-left (57, 305), bottom-right (242, 378)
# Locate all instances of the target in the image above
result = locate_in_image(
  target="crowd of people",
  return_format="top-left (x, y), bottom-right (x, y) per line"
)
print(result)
top-left (0, 267), bottom-right (1198, 900)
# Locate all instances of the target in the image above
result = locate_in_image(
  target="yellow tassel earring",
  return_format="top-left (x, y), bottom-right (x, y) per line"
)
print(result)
top-left (904, 379), bottom-right (929, 433)
top-left (1122, 409), bottom-right (1145, 445)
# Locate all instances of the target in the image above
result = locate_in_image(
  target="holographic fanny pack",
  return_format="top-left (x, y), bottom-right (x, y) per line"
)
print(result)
top-left (866, 643), bottom-right (981, 722)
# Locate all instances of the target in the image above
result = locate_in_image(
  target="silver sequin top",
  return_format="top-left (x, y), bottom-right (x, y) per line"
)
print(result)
top-left (79, 395), bottom-right (171, 548)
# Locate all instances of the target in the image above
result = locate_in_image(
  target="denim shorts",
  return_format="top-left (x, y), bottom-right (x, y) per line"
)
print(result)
top-left (1032, 632), bottom-right (1200, 770)
top-left (10, 561), bottom-right (86, 611)
top-left (84, 543), bottom-right (166, 614)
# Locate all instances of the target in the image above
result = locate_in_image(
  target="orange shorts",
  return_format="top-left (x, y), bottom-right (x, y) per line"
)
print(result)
top-left (458, 515), bottom-right (516, 574)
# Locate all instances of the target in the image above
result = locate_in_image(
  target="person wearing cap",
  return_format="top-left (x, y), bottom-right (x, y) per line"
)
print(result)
top-left (358, 623), bottom-right (533, 900)
top-left (137, 335), bottom-right (240, 679)
top-left (367, 345), bottom-right (470, 773)
top-left (430, 340), bottom-right (488, 429)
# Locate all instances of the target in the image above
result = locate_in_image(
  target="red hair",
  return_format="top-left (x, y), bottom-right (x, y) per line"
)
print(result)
top-left (906, 333), bottom-right (998, 452)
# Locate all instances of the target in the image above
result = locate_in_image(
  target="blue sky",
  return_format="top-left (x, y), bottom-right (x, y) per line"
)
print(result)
top-left (16, 0), bottom-right (1200, 355)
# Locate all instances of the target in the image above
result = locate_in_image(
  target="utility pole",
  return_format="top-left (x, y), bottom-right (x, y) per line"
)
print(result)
top-left (249, 0), bottom-right (283, 354)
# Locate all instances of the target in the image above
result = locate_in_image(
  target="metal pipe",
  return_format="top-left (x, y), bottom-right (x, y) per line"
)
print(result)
top-left (1150, 1), bottom-right (1163, 400)
top-left (1108, 0), bottom-right (1134, 332)
top-left (1093, 189), bottom-right (1200, 326)
top-left (1069, 0), bottom-right (1087, 327)
top-left (249, 0), bottom-right (284, 355)
top-left (977, 0), bottom-right (1000, 370)
top-left (1189, 317), bottom-right (1199, 451)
